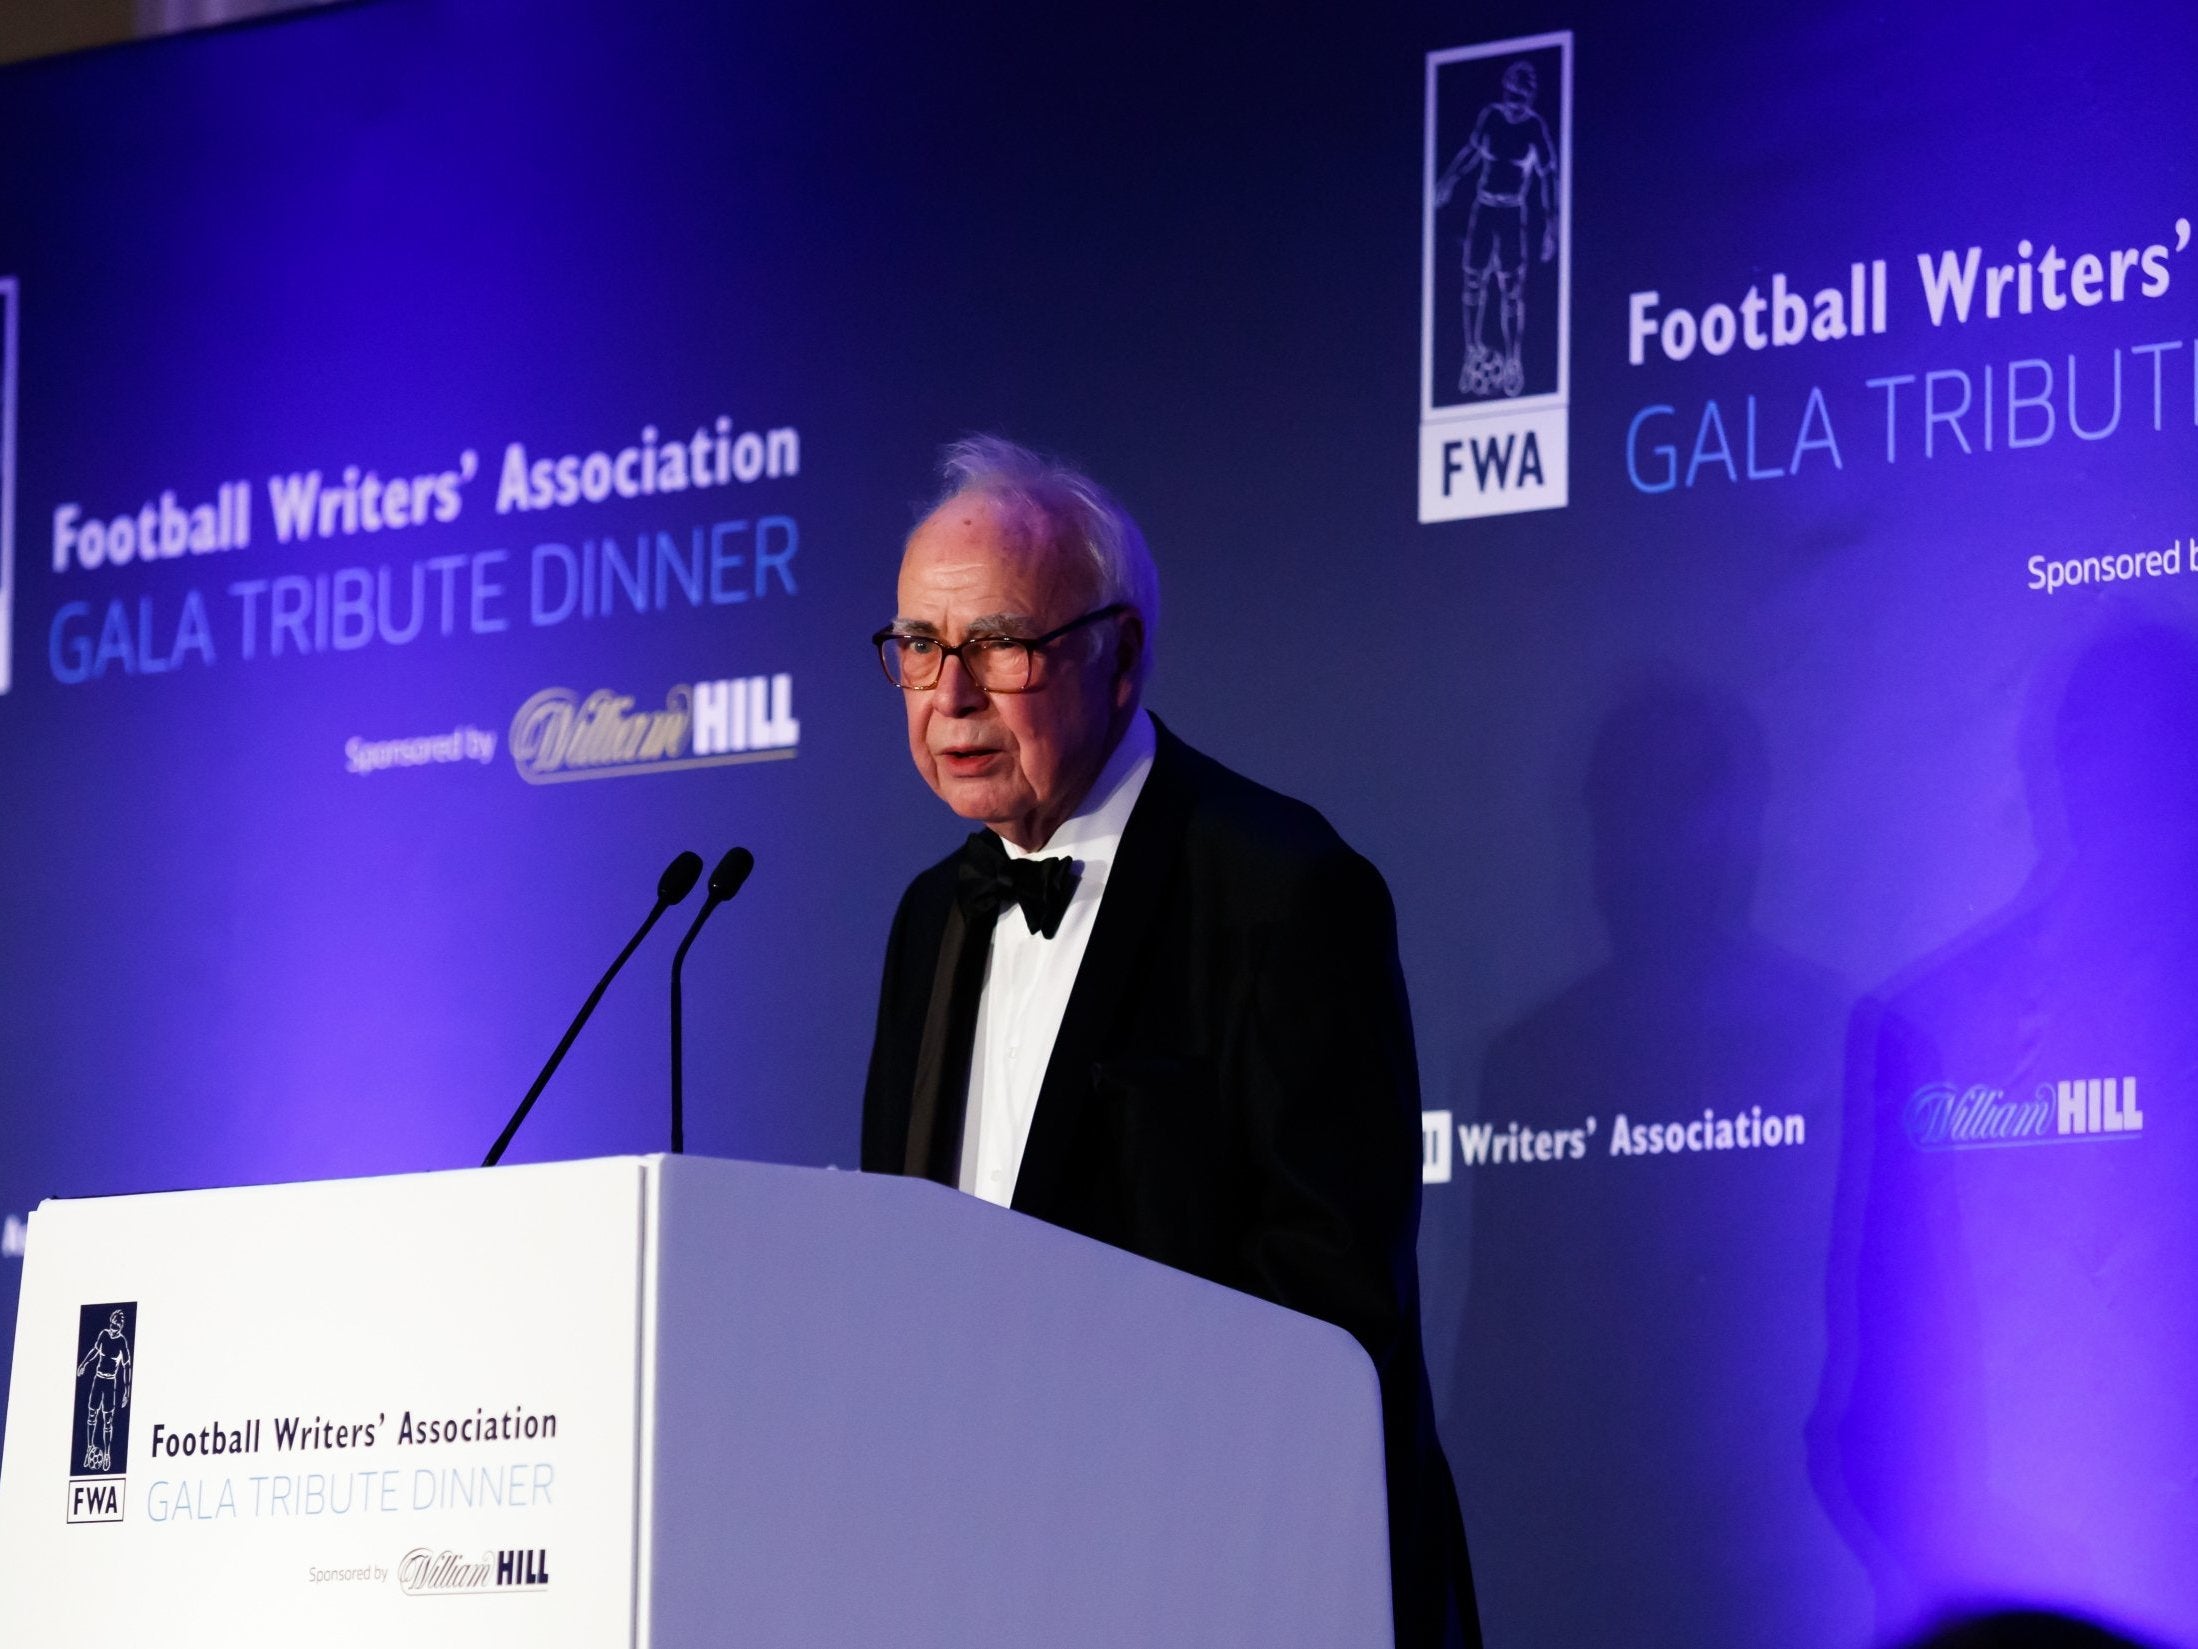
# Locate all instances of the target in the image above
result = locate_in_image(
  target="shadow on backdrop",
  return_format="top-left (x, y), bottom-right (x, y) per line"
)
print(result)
top-left (1898, 1606), bottom-right (2166, 1649)
top-left (1451, 674), bottom-right (1859, 1648)
top-left (1814, 623), bottom-right (2198, 1644)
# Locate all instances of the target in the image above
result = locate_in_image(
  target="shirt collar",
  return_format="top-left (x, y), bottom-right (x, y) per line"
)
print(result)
top-left (998, 708), bottom-right (1157, 862)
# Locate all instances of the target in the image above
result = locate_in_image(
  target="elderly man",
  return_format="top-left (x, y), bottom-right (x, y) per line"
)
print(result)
top-left (862, 436), bottom-right (1477, 1648)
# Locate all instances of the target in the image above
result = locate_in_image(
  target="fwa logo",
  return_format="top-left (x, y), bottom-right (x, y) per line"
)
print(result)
top-left (67, 1301), bottom-right (136, 1523)
top-left (1, 276), bottom-right (18, 693)
top-left (509, 672), bottom-right (798, 783)
top-left (1420, 33), bottom-right (1572, 522)
top-left (1903, 1076), bottom-right (2146, 1150)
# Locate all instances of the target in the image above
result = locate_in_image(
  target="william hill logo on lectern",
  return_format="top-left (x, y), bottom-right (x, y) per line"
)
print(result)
top-left (508, 671), bottom-right (798, 783)
top-left (398, 1546), bottom-right (551, 1596)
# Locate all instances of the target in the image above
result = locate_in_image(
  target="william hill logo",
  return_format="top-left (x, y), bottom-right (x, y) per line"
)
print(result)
top-left (509, 672), bottom-right (798, 783)
top-left (398, 1546), bottom-right (551, 1596)
top-left (1904, 1076), bottom-right (2145, 1151)
top-left (67, 1300), bottom-right (136, 1524)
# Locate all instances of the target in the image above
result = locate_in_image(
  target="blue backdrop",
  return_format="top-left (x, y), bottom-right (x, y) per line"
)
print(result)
top-left (3, 3), bottom-right (2194, 1643)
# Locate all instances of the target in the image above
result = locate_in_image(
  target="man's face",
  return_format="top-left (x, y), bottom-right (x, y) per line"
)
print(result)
top-left (894, 495), bottom-right (1137, 850)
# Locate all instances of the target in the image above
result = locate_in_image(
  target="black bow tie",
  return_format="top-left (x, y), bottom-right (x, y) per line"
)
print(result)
top-left (956, 830), bottom-right (1079, 938)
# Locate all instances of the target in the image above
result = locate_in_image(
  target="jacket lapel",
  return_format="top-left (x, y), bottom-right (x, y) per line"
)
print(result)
top-left (1011, 720), bottom-right (1195, 1214)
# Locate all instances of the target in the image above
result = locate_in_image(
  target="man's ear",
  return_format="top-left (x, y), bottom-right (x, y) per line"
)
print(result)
top-left (1112, 611), bottom-right (1146, 707)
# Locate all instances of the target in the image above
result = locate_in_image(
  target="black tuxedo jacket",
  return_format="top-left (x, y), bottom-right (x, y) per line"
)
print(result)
top-left (863, 722), bottom-right (1478, 1649)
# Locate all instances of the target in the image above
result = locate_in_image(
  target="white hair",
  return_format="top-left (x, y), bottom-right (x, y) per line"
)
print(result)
top-left (933, 434), bottom-right (1160, 687)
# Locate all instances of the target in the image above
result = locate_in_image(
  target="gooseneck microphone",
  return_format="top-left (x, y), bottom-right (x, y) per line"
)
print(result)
top-left (669, 847), bottom-right (756, 1153)
top-left (482, 850), bottom-right (704, 1167)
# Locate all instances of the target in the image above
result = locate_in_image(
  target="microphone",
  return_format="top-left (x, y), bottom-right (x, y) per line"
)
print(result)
top-left (669, 847), bottom-right (756, 1153)
top-left (482, 850), bottom-right (704, 1167)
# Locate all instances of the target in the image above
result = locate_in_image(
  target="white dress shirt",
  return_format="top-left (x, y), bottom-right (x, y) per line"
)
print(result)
top-left (956, 709), bottom-right (1158, 1206)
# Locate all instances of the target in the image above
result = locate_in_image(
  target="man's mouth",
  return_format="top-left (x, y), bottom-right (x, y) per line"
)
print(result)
top-left (936, 746), bottom-right (1002, 776)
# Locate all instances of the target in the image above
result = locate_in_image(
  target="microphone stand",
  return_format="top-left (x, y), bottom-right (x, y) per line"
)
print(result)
top-left (669, 916), bottom-right (704, 1154)
top-left (668, 847), bottom-right (755, 1154)
top-left (483, 851), bottom-right (702, 1167)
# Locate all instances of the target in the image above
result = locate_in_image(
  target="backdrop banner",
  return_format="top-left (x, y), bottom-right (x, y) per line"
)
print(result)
top-left (2, 3), bottom-right (2193, 1644)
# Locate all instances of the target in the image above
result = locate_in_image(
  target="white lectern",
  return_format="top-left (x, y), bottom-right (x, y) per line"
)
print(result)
top-left (0, 1155), bottom-right (1391, 1646)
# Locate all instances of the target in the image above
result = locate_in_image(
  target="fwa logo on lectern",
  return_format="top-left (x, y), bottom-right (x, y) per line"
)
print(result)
top-left (67, 1300), bottom-right (137, 1523)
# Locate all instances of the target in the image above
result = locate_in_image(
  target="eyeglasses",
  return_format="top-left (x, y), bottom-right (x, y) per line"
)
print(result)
top-left (872, 603), bottom-right (1131, 693)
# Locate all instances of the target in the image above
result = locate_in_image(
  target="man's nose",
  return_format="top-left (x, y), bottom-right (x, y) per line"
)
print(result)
top-left (930, 651), bottom-right (988, 714)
